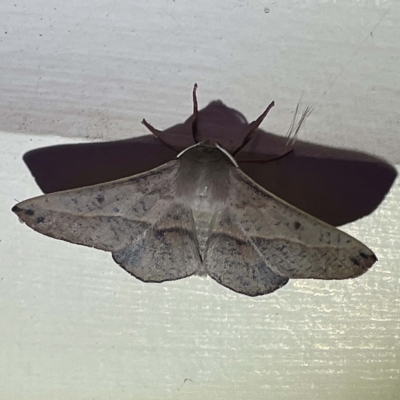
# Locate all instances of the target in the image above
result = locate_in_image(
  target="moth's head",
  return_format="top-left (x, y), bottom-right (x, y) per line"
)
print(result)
top-left (176, 141), bottom-right (238, 167)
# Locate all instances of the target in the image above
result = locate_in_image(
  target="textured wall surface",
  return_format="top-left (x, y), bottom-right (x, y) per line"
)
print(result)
top-left (1, 1), bottom-right (399, 399)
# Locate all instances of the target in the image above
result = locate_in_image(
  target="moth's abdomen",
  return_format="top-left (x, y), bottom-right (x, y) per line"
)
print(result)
top-left (192, 209), bottom-right (214, 267)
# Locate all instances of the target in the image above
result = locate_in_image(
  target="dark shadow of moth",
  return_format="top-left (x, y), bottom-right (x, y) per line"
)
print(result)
top-left (13, 85), bottom-right (387, 296)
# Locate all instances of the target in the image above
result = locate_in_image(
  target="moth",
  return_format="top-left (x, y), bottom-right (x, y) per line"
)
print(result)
top-left (12, 85), bottom-right (377, 296)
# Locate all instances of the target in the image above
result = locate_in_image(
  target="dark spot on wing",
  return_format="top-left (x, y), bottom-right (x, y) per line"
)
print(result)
top-left (113, 207), bottom-right (120, 213)
top-left (276, 244), bottom-right (286, 252)
top-left (153, 230), bottom-right (165, 239)
top-left (294, 221), bottom-right (301, 230)
top-left (36, 217), bottom-right (45, 223)
top-left (96, 194), bottom-right (105, 204)
top-left (350, 257), bottom-right (360, 266)
top-left (12, 205), bottom-right (22, 213)
top-left (360, 251), bottom-right (378, 263)
top-left (25, 209), bottom-right (35, 216)
top-left (359, 251), bottom-right (377, 261)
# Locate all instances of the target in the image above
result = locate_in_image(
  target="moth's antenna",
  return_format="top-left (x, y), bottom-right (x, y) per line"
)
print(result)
top-left (233, 101), bottom-right (275, 156)
top-left (141, 119), bottom-right (180, 153)
top-left (192, 83), bottom-right (199, 144)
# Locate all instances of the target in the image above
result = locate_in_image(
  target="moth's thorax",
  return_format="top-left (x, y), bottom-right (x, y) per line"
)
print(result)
top-left (176, 144), bottom-right (233, 211)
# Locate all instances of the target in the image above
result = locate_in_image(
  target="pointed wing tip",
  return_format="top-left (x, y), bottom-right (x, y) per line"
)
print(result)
top-left (12, 204), bottom-right (23, 214)
top-left (12, 203), bottom-right (47, 227)
top-left (12, 204), bottom-right (33, 221)
top-left (361, 250), bottom-right (378, 269)
top-left (347, 249), bottom-right (378, 279)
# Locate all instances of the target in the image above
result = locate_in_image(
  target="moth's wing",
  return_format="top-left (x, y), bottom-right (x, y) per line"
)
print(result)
top-left (205, 208), bottom-right (289, 297)
top-left (12, 160), bottom-right (201, 281)
top-left (230, 168), bottom-right (377, 280)
top-left (112, 202), bottom-right (201, 282)
top-left (12, 161), bottom-right (179, 251)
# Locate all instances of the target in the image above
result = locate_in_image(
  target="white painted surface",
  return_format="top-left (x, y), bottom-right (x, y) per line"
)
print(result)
top-left (1, 0), bottom-right (400, 161)
top-left (1, 0), bottom-right (399, 399)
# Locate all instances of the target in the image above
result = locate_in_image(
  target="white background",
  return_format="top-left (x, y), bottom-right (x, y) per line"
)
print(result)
top-left (1, 1), bottom-right (399, 399)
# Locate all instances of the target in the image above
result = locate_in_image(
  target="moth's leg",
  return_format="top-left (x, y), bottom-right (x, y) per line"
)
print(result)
top-left (141, 118), bottom-right (179, 152)
top-left (192, 83), bottom-right (199, 143)
top-left (233, 101), bottom-right (275, 156)
top-left (238, 149), bottom-right (294, 164)
top-left (141, 118), bottom-right (163, 137)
